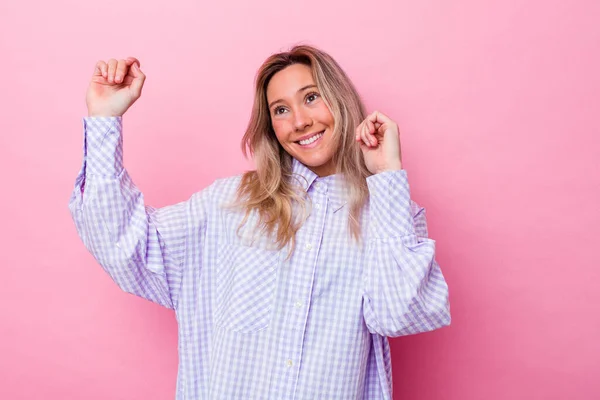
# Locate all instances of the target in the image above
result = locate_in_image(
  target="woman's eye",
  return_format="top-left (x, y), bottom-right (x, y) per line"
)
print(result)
top-left (274, 107), bottom-right (286, 115)
top-left (306, 93), bottom-right (320, 103)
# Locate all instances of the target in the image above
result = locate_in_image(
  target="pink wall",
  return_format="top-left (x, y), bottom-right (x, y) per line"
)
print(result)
top-left (1, 0), bottom-right (598, 398)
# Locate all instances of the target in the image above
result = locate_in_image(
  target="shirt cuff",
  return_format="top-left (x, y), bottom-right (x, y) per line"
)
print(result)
top-left (82, 116), bottom-right (124, 177)
top-left (366, 169), bottom-right (415, 238)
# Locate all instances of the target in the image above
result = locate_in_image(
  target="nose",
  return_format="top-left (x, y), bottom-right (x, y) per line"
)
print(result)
top-left (293, 108), bottom-right (312, 132)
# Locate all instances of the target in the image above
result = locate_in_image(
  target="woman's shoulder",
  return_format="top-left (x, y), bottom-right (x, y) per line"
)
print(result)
top-left (195, 173), bottom-right (243, 202)
top-left (184, 170), bottom-right (265, 216)
top-left (183, 172), bottom-right (246, 212)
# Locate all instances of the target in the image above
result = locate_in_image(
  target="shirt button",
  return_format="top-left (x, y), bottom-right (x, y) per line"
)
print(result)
top-left (315, 203), bottom-right (321, 210)
top-left (305, 243), bottom-right (312, 251)
top-left (295, 301), bottom-right (303, 308)
top-left (286, 359), bottom-right (293, 367)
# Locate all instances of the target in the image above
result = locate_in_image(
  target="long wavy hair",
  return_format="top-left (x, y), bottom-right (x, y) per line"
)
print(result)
top-left (235, 44), bottom-right (371, 251)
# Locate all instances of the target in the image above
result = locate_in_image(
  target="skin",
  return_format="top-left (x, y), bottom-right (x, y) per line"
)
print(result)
top-left (266, 64), bottom-right (403, 176)
top-left (355, 110), bottom-right (404, 175)
top-left (266, 64), bottom-right (337, 177)
top-left (86, 57), bottom-right (144, 118)
top-left (87, 58), bottom-right (403, 175)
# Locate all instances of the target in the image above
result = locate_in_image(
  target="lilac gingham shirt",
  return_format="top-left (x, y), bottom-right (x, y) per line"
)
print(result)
top-left (68, 116), bottom-right (451, 399)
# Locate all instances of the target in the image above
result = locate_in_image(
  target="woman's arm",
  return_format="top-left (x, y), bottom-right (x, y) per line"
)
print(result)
top-left (68, 116), bottom-right (211, 310)
top-left (362, 170), bottom-right (451, 337)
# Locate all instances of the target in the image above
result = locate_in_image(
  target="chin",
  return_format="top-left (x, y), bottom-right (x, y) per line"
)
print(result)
top-left (297, 156), bottom-right (327, 168)
top-left (300, 156), bottom-right (335, 176)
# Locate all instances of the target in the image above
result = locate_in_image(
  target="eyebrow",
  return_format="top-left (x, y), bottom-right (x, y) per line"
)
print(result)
top-left (268, 84), bottom-right (318, 109)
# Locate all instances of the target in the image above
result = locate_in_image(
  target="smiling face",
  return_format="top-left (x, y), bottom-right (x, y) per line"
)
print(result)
top-left (266, 63), bottom-right (337, 177)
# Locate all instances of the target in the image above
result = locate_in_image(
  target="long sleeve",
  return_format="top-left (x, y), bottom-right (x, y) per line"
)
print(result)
top-left (67, 117), bottom-right (210, 310)
top-left (362, 170), bottom-right (451, 337)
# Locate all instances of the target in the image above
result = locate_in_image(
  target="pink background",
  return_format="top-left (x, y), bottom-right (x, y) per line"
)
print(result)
top-left (1, 0), bottom-right (599, 399)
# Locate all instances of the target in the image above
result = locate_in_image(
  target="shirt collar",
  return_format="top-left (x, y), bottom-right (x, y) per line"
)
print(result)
top-left (291, 158), bottom-right (348, 212)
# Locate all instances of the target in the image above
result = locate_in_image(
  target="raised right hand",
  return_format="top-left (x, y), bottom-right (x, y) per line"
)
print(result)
top-left (86, 57), bottom-right (146, 117)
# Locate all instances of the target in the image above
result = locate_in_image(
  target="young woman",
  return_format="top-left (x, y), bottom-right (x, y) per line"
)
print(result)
top-left (69, 45), bottom-right (450, 399)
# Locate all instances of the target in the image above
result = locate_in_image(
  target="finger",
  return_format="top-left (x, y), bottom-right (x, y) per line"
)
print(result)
top-left (129, 62), bottom-right (146, 98)
top-left (367, 111), bottom-right (395, 127)
top-left (366, 119), bottom-right (380, 146)
top-left (364, 112), bottom-right (383, 141)
top-left (115, 59), bottom-right (128, 84)
top-left (355, 122), bottom-right (364, 141)
top-left (366, 119), bottom-right (376, 135)
top-left (93, 60), bottom-right (107, 78)
top-left (124, 57), bottom-right (141, 81)
top-left (359, 122), bottom-right (367, 145)
top-left (361, 122), bottom-right (374, 147)
top-left (365, 111), bottom-right (377, 124)
top-left (125, 57), bottom-right (141, 68)
top-left (107, 59), bottom-right (117, 83)
top-left (374, 110), bottom-right (392, 124)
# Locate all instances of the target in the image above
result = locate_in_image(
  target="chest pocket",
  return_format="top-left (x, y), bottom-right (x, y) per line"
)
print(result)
top-left (215, 242), bottom-right (281, 333)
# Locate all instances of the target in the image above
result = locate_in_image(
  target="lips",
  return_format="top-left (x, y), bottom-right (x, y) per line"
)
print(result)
top-left (296, 130), bottom-right (324, 146)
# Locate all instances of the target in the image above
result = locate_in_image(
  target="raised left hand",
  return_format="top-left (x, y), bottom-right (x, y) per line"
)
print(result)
top-left (355, 111), bottom-right (403, 174)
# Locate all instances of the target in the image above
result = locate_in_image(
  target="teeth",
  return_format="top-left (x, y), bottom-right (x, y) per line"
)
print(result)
top-left (299, 132), bottom-right (323, 146)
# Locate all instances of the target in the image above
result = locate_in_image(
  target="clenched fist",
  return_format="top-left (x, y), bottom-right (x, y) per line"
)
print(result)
top-left (86, 57), bottom-right (146, 117)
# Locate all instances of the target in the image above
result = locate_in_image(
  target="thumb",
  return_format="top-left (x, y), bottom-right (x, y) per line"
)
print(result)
top-left (129, 63), bottom-right (146, 97)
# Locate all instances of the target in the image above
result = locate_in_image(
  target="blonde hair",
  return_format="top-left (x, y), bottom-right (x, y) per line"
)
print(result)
top-left (236, 44), bottom-right (371, 251)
